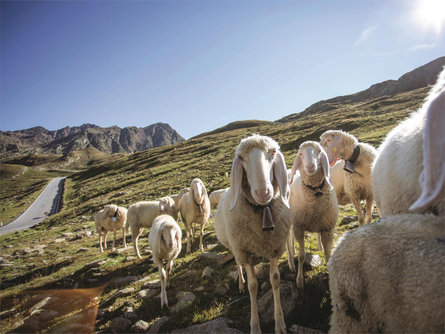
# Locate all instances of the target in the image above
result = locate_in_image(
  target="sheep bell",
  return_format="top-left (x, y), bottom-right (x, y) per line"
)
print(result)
top-left (262, 206), bottom-right (275, 231)
top-left (343, 160), bottom-right (355, 174)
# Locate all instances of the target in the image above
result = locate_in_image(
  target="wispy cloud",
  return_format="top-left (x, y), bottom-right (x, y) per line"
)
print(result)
top-left (407, 43), bottom-right (436, 52)
top-left (360, 43), bottom-right (437, 57)
top-left (354, 26), bottom-right (377, 46)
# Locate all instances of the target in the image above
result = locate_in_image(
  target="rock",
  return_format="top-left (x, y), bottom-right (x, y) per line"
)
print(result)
top-left (172, 291), bottom-right (196, 312)
top-left (200, 252), bottom-right (227, 262)
top-left (289, 324), bottom-right (324, 333)
top-left (115, 287), bottom-right (135, 298)
top-left (201, 266), bottom-right (214, 279)
top-left (194, 286), bottom-right (205, 292)
top-left (52, 238), bottom-right (66, 244)
top-left (340, 216), bottom-right (356, 225)
top-left (111, 317), bottom-right (132, 333)
top-left (147, 316), bottom-right (169, 333)
top-left (254, 263), bottom-right (269, 280)
top-left (142, 278), bottom-right (161, 289)
top-left (136, 289), bottom-right (159, 300)
top-left (305, 254), bottom-right (322, 268)
top-left (76, 247), bottom-right (88, 253)
top-left (131, 320), bottom-right (150, 333)
top-left (30, 297), bottom-right (52, 312)
top-left (60, 232), bottom-right (74, 237)
top-left (124, 307), bottom-right (138, 322)
top-left (215, 285), bottom-right (227, 296)
top-left (83, 259), bottom-right (108, 270)
top-left (172, 317), bottom-right (242, 333)
top-left (258, 282), bottom-right (298, 328)
top-left (112, 276), bottom-right (139, 287)
top-left (228, 270), bottom-right (239, 282)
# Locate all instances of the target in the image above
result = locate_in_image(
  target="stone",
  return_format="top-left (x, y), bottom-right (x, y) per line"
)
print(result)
top-left (215, 285), bottom-right (227, 296)
top-left (111, 317), bottom-right (132, 333)
top-left (305, 254), bottom-right (322, 268)
top-left (52, 238), bottom-right (66, 244)
top-left (136, 289), bottom-right (159, 300)
top-left (172, 291), bottom-right (196, 312)
top-left (172, 317), bottom-right (242, 333)
top-left (200, 252), bottom-right (227, 262)
top-left (201, 266), bottom-right (214, 279)
top-left (125, 256), bottom-right (137, 262)
top-left (112, 276), bottom-right (139, 287)
top-left (83, 259), bottom-right (108, 270)
top-left (143, 278), bottom-right (161, 289)
top-left (258, 282), bottom-right (298, 328)
top-left (289, 324), bottom-right (324, 333)
top-left (115, 287), bottom-right (135, 298)
top-left (76, 247), bottom-right (88, 253)
top-left (131, 320), bottom-right (150, 333)
top-left (147, 316), bottom-right (169, 333)
top-left (228, 270), bottom-right (239, 282)
top-left (194, 286), bottom-right (205, 292)
top-left (60, 232), bottom-right (74, 237)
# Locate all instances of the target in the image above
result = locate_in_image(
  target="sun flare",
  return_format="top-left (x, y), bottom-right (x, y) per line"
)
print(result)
top-left (415, 0), bottom-right (445, 33)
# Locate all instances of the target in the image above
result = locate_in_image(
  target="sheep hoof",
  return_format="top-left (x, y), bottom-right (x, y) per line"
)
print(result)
top-left (275, 321), bottom-right (287, 334)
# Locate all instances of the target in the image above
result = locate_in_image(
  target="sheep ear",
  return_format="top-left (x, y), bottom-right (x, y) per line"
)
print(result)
top-left (230, 155), bottom-right (243, 211)
top-left (290, 154), bottom-right (302, 185)
top-left (273, 151), bottom-right (290, 208)
top-left (320, 150), bottom-right (332, 188)
top-left (103, 206), bottom-right (110, 217)
top-left (328, 135), bottom-right (342, 165)
top-left (410, 89), bottom-right (445, 212)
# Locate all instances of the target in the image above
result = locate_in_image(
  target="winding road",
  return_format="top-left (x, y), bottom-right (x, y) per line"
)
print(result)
top-left (0, 177), bottom-right (66, 235)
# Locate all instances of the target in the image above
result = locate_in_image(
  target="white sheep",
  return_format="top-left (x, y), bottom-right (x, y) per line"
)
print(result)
top-left (372, 67), bottom-right (445, 217)
top-left (288, 141), bottom-right (338, 289)
top-left (209, 188), bottom-right (229, 210)
top-left (126, 199), bottom-right (177, 259)
top-left (93, 204), bottom-right (127, 253)
top-left (328, 213), bottom-right (445, 333)
top-left (178, 178), bottom-right (211, 253)
top-left (320, 130), bottom-right (376, 225)
top-left (158, 196), bottom-right (178, 221)
top-left (170, 188), bottom-right (190, 208)
top-left (214, 134), bottom-right (291, 334)
top-left (148, 214), bottom-right (182, 308)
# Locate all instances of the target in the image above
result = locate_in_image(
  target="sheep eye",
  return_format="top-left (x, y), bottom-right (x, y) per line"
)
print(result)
top-left (237, 155), bottom-right (244, 162)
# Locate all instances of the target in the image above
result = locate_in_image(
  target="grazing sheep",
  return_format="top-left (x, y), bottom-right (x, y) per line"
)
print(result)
top-left (209, 188), bottom-right (229, 209)
top-left (158, 196), bottom-right (178, 220)
top-left (328, 213), bottom-right (445, 333)
top-left (320, 130), bottom-right (376, 225)
top-left (94, 204), bottom-right (127, 253)
top-left (126, 199), bottom-right (177, 259)
top-left (214, 134), bottom-right (291, 334)
top-left (372, 68), bottom-right (445, 217)
top-left (148, 214), bottom-right (182, 308)
top-left (178, 178), bottom-right (211, 253)
top-left (288, 141), bottom-right (338, 289)
top-left (170, 188), bottom-right (190, 208)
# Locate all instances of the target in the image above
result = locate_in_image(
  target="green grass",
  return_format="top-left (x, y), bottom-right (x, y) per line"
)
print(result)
top-left (0, 86), bottom-right (429, 333)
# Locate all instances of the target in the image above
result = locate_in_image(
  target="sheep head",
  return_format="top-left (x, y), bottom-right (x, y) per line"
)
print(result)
top-left (320, 130), bottom-right (358, 166)
top-left (230, 134), bottom-right (289, 210)
top-left (190, 178), bottom-right (207, 205)
top-left (159, 197), bottom-right (173, 214)
top-left (103, 204), bottom-right (117, 217)
top-left (289, 141), bottom-right (331, 186)
top-left (160, 224), bottom-right (181, 251)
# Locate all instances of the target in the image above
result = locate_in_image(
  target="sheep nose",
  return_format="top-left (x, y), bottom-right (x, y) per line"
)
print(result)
top-left (306, 163), bottom-right (315, 173)
top-left (255, 188), bottom-right (271, 203)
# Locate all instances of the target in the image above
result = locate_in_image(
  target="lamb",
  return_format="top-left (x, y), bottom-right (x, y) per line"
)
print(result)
top-left (209, 188), bottom-right (229, 209)
top-left (288, 141), bottom-right (338, 289)
top-left (148, 214), bottom-right (182, 308)
top-left (328, 213), bottom-right (445, 333)
top-left (371, 67), bottom-right (445, 217)
top-left (126, 199), bottom-right (177, 259)
top-left (214, 134), bottom-right (291, 334)
top-left (320, 130), bottom-right (376, 225)
top-left (94, 204), bottom-right (127, 253)
top-left (178, 178), bottom-right (211, 253)
top-left (158, 196), bottom-right (178, 221)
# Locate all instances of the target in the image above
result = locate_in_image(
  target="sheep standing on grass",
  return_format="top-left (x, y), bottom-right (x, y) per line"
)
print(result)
top-left (158, 196), bottom-right (178, 220)
top-left (148, 214), bottom-right (182, 308)
top-left (214, 134), bottom-right (291, 334)
top-left (372, 68), bottom-right (445, 217)
top-left (178, 178), bottom-right (211, 253)
top-left (288, 141), bottom-right (338, 289)
top-left (320, 130), bottom-right (376, 225)
top-left (126, 199), bottom-right (177, 259)
top-left (94, 204), bottom-right (127, 253)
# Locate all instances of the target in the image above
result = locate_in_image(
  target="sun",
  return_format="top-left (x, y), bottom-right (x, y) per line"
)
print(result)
top-left (415, 0), bottom-right (445, 33)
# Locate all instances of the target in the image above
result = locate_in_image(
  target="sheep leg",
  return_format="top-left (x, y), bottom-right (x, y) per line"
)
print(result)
top-left (238, 263), bottom-right (245, 293)
top-left (365, 198), bottom-right (373, 224)
top-left (245, 264), bottom-right (261, 334)
top-left (320, 230), bottom-right (334, 263)
top-left (132, 227), bottom-right (143, 259)
top-left (99, 230), bottom-right (104, 253)
top-left (156, 261), bottom-right (168, 308)
top-left (270, 257), bottom-right (287, 334)
top-left (285, 233), bottom-right (296, 273)
top-left (317, 234), bottom-right (324, 251)
top-left (166, 259), bottom-right (173, 288)
top-left (352, 198), bottom-right (365, 226)
top-left (112, 230), bottom-right (116, 250)
top-left (294, 228), bottom-right (305, 289)
top-left (185, 224), bottom-right (192, 253)
top-left (103, 231), bottom-right (109, 250)
top-left (199, 223), bottom-right (205, 251)
top-left (122, 227), bottom-right (127, 248)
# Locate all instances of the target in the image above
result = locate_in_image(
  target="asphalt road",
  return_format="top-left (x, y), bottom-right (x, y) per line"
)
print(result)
top-left (0, 177), bottom-right (66, 235)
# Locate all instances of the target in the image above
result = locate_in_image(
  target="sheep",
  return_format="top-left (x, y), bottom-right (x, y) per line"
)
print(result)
top-left (178, 178), bottom-right (211, 253)
top-left (94, 204), bottom-right (127, 253)
top-left (148, 214), bottom-right (182, 308)
top-left (158, 196), bottom-right (178, 221)
top-left (209, 188), bottom-right (229, 210)
top-left (372, 68), bottom-right (445, 217)
top-left (328, 213), bottom-right (445, 333)
top-left (320, 130), bottom-right (376, 225)
top-left (214, 134), bottom-right (291, 334)
top-left (288, 141), bottom-right (338, 289)
top-left (170, 188), bottom-right (190, 208)
top-left (126, 199), bottom-right (177, 259)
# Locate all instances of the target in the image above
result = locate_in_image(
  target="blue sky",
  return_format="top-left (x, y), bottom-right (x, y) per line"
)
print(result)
top-left (1, 0), bottom-right (444, 139)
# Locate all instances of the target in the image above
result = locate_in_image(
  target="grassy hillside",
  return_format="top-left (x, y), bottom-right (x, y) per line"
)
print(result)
top-left (0, 87), bottom-right (429, 333)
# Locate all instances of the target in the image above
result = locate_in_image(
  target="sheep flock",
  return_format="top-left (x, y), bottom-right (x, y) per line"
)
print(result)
top-left (90, 68), bottom-right (444, 333)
